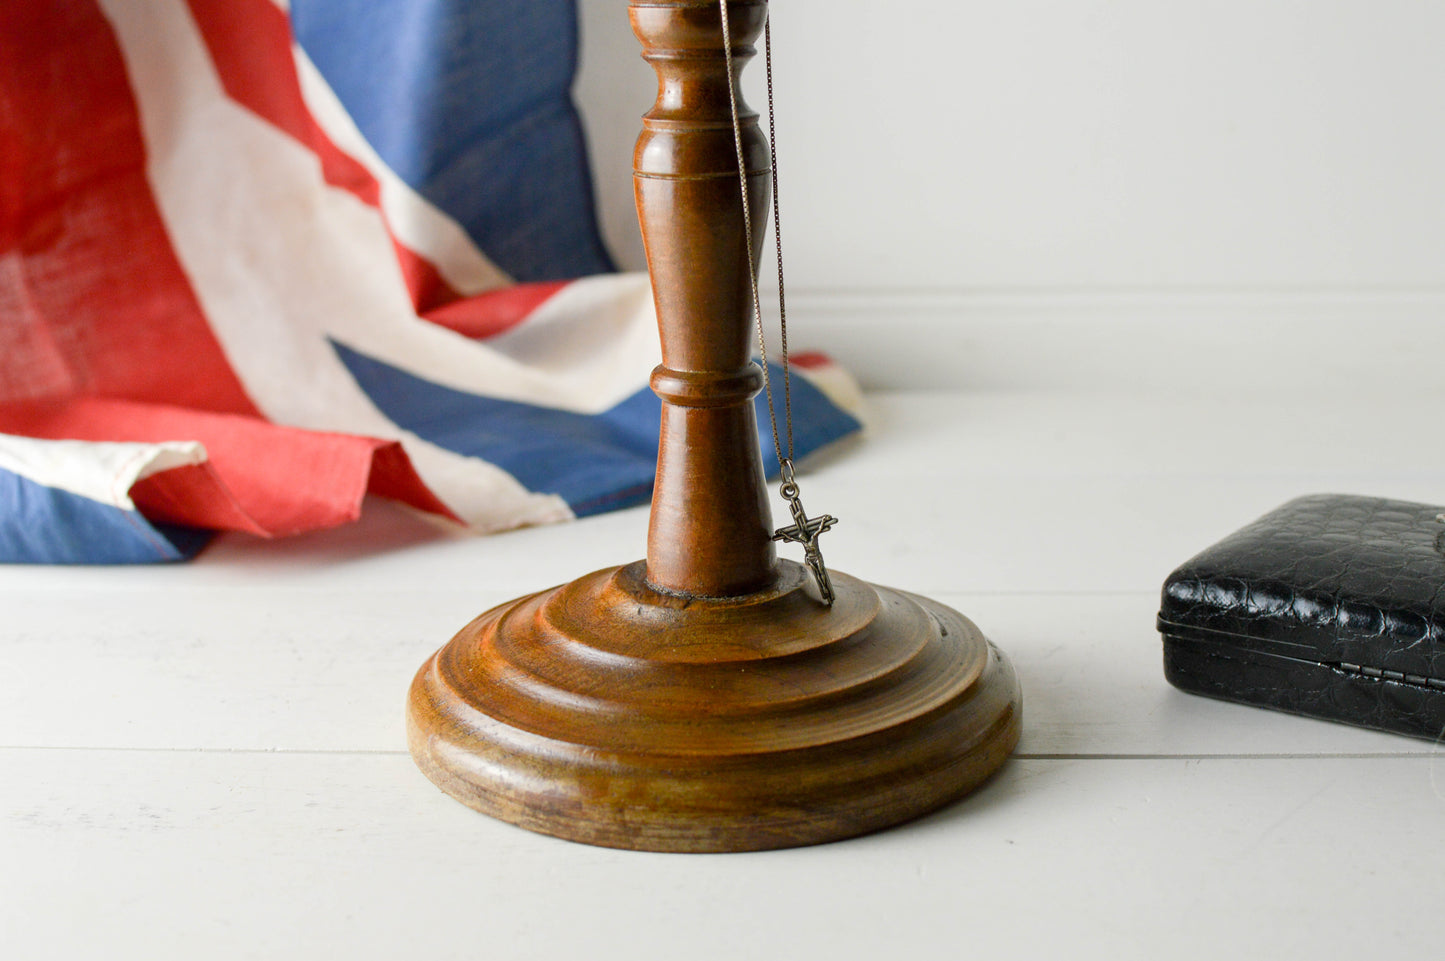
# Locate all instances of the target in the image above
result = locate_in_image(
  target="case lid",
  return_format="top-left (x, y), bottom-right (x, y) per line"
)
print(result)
top-left (1158, 494), bottom-right (1445, 681)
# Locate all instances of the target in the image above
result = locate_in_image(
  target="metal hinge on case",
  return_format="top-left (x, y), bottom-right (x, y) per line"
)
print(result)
top-left (1334, 661), bottom-right (1445, 691)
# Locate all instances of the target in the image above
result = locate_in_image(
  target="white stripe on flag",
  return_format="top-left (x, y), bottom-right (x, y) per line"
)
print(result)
top-left (360, 271), bottom-right (662, 412)
top-left (0, 435), bottom-right (207, 511)
top-left (290, 45), bottom-right (513, 298)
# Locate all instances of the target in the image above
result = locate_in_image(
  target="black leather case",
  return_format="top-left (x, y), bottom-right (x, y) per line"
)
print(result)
top-left (1157, 494), bottom-right (1445, 741)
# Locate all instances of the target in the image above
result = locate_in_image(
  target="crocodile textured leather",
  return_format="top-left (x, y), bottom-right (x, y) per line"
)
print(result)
top-left (1158, 494), bottom-right (1445, 741)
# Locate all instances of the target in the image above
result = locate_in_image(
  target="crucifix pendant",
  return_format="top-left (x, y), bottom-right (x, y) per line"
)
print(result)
top-left (771, 463), bottom-right (837, 606)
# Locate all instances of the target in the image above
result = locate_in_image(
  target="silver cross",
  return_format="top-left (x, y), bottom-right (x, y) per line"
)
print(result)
top-left (772, 463), bottom-right (837, 606)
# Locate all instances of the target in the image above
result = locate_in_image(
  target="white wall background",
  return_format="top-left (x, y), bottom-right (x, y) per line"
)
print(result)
top-left (574, 1), bottom-right (1445, 388)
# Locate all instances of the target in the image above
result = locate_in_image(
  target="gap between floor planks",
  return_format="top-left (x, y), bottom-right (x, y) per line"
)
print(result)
top-left (1, 745), bottom-right (1437, 761)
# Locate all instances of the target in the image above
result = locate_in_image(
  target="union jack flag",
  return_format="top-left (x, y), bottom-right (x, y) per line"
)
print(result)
top-left (0, 0), bottom-right (860, 563)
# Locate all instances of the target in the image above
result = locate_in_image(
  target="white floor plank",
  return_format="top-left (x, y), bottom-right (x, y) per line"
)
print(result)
top-left (1, 588), bottom-right (1428, 757)
top-left (3, 749), bottom-right (1441, 961)
top-left (851, 389), bottom-right (1445, 480)
top-left (3, 467), bottom-right (1432, 597)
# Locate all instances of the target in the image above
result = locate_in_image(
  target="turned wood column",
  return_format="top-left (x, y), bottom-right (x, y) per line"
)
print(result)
top-left (633, 0), bottom-right (777, 597)
top-left (408, 0), bottom-right (1022, 854)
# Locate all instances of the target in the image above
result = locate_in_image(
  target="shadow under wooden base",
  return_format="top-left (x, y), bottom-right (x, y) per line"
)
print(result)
top-left (406, 559), bottom-right (1021, 852)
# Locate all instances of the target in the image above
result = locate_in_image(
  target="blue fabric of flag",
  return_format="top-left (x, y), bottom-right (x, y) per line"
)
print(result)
top-left (289, 0), bottom-right (615, 282)
top-left (331, 341), bottom-right (863, 518)
top-left (0, 467), bottom-right (211, 565)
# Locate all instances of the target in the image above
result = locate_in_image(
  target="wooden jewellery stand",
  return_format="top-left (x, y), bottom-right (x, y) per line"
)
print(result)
top-left (406, 0), bottom-right (1022, 852)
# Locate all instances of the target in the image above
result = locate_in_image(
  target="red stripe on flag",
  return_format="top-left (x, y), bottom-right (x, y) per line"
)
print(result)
top-left (185, 0), bottom-right (378, 204)
top-left (0, 397), bottom-right (460, 536)
top-left (393, 237), bottom-right (466, 313)
top-left (129, 462), bottom-right (270, 536)
top-left (185, 0), bottom-right (476, 312)
top-left (789, 352), bottom-right (833, 370)
top-left (422, 281), bottom-right (571, 340)
top-left (0, 2), bottom-right (258, 415)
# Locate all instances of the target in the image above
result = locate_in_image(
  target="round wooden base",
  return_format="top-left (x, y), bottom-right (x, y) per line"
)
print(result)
top-left (406, 560), bottom-right (1021, 852)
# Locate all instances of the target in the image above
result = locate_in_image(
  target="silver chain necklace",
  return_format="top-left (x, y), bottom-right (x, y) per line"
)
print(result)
top-left (719, 0), bottom-right (838, 606)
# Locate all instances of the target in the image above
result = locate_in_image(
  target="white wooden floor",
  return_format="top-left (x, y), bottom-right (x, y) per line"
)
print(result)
top-left (5, 385), bottom-right (1444, 959)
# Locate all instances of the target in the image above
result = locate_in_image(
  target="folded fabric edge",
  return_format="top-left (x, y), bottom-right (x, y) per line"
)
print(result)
top-left (0, 401), bottom-right (465, 545)
top-left (0, 437), bottom-right (217, 563)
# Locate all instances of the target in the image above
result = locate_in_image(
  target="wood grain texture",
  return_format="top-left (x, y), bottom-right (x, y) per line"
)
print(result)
top-left (407, 560), bottom-right (1021, 851)
top-left (405, 0), bottom-right (1021, 851)
top-left (635, 0), bottom-right (776, 597)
